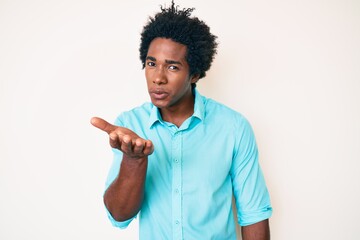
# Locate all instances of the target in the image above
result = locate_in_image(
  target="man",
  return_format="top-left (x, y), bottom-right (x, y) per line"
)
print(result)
top-left (91, 1), bottom-right (272, 239)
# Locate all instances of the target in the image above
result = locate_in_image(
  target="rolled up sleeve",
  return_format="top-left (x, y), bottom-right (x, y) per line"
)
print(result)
top-left (230, 117), bottom-right (273, 226)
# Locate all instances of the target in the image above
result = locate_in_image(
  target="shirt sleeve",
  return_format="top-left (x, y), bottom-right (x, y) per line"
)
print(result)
top-left (230, 116), bottom-right (272, 226)
top-left (103, 117), bottom-right (137, 229)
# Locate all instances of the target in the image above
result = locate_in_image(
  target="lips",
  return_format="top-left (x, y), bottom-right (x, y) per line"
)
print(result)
top-left (150, 89), bottom-right (169, 100)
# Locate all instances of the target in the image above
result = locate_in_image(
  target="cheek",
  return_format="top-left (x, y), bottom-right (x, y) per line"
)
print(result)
top-left (145, 70), bottom-right (152, 83)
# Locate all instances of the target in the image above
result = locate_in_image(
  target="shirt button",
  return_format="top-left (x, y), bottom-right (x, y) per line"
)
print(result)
top-left (175, 220), bottom-right (180, 225)
top-left (174, 158), bottom-right (179, 163)
top-left (174, 188), bottom-right (179, 194)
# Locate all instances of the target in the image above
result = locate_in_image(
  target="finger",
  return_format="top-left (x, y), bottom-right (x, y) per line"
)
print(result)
top-left (109, 132), bottom-right (122, 150)
top-left (90, 117), bottom-right (117, 134)
top-left (143, 140), bottom-right (154, 155)
top-left (133, 138), bottom-right (145, 154)
top-left (121, 135), bottom-right (133, 154)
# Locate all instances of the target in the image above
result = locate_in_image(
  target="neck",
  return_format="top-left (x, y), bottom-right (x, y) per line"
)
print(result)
top-left (160, 92), bottom-right (195, 128)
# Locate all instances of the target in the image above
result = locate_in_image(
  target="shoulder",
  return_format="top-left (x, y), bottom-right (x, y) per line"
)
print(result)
top-left (114, 102), bottom-right (153, 126)
top-left (203, 97), bottom-right (250, 128)
top-left (202, 96), bottom-right (256, 152)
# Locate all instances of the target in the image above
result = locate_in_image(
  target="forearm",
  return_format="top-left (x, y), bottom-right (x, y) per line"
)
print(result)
top-left (104, 155), bottom-right (148, 221)
top-left (241, 219), bottom-right (270, 240)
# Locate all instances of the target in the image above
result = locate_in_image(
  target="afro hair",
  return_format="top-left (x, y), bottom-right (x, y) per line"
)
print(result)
top-left (139, 1), bottom-right (218, 87)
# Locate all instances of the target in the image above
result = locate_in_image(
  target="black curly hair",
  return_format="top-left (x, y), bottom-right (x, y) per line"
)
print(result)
top-left (139, 1), bottom-right (218, 88)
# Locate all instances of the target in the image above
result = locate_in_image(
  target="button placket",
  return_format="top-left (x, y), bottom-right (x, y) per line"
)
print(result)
top-left (171, 130), bottom-right (183, 240)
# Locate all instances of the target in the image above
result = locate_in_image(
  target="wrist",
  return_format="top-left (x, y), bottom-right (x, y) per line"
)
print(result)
top-left (122, 154), bottom-right (148, 165)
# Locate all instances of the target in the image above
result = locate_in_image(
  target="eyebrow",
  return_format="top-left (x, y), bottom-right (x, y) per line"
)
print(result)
top-left (146, 56), bottom-right (183, 65)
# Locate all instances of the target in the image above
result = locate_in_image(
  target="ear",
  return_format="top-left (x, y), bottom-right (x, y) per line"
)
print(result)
top-left (190, 74), bottom-right (200, 84)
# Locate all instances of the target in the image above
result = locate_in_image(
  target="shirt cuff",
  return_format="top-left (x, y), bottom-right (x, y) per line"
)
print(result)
top-left (105, 205), bottom-right (136, 229)
top-left (238, 206), bottom-right (273, 226)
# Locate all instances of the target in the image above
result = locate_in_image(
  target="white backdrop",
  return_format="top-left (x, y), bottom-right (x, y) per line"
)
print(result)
top-left (1, 0), bottom-right (359, 239)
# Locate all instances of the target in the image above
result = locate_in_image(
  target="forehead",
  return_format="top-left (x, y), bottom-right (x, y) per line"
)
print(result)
top-left (147, 37), bottom-right (188, 61)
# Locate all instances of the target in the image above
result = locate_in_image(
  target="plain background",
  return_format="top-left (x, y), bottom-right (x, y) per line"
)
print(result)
top-left (1, 0), bottom-right (359, 239)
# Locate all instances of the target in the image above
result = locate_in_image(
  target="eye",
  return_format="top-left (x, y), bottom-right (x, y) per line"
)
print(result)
top-left (147, 61), bottom-right (155, 67)
top-left (168, 65), bottom-right (179, 71)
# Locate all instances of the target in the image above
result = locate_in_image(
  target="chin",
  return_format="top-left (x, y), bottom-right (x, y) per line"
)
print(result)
top-left (150, 99), bottom-right (168, 109)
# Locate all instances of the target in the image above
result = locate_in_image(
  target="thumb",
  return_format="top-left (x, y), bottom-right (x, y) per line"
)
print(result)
top-left (90, 117), bottom-right (116, 134)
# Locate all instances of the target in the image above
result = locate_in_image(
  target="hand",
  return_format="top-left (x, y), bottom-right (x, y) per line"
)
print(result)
top-left (91, 117), bottom-right (154, 159)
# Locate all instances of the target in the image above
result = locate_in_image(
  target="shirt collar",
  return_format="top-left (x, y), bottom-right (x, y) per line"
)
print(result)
top-left (148, 88), bottom-right (205, 129)
top-left (148, 104), bottom-right (161, 128)
top-left (192, 88), bottom-right (205, 121)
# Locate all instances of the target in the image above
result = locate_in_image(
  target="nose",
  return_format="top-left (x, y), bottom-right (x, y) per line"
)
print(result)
top-left (153, 67), bottom-right (167, 85)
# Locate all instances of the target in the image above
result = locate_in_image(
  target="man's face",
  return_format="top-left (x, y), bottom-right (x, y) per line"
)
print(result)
top-left (145, 37), bottom-right (198, 110)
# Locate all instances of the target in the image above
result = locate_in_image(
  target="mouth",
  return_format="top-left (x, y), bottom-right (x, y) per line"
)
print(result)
top-left (150, 90), bottom-right (169, 100)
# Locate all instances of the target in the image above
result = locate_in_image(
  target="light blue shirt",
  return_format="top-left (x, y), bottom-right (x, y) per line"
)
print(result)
top-left (105, 89), bottom-right (272, 240)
